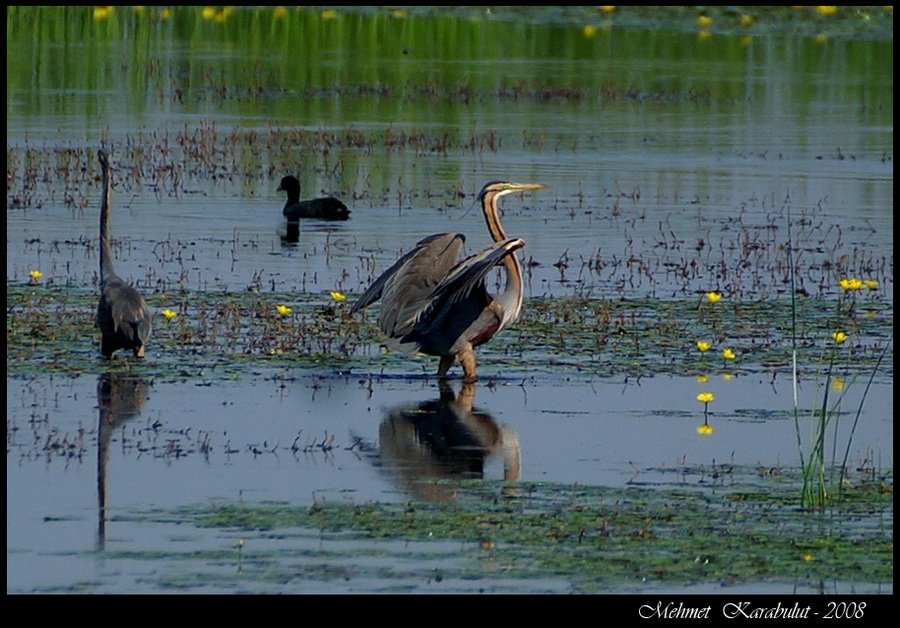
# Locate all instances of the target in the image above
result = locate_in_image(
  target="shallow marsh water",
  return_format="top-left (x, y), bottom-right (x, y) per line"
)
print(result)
top-left (6, 7), bottom-right (893, 594)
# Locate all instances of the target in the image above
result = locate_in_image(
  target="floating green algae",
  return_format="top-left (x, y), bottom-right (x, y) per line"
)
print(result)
top-left (110, 468), bottom-right (892, 592)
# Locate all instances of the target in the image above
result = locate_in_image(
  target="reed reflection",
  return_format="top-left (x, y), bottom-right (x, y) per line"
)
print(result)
top-left (96, 373), bottom-right (150, 550)
top-left (376, 380), bottom-right (520, 502)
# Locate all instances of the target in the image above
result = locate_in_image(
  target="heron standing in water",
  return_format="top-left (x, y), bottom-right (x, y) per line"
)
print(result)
top-left (351, 180), bottom-right (546, 382)
top-left (96, 149), bottom-right (152, 358)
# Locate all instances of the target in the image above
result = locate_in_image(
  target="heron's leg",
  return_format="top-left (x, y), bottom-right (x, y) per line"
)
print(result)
top-left (459, 347), bottom-right (478, 383)
top-left (437, 355), bottom-right (456, 378)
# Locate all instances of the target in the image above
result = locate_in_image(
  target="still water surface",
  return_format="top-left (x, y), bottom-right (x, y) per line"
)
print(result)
top-left (7, 7), bottom-right (893, 593)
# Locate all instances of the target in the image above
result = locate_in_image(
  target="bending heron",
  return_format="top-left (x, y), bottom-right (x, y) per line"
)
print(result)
top-left (96, 149), bottom-right (152, 358)
top-left (351, 180), bottom-right (547, 382)
top-left (277, 175), bottom-right (350, 242)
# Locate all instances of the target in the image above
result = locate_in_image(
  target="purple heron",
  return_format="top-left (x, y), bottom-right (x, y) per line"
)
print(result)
top-left (352, 180), bottom-right (546, 381)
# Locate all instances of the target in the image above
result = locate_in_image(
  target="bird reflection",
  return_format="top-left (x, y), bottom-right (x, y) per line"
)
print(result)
top-left (375, 380), bottom-right (520, 502)
top-left (96, 373), bottom-right (150, 550)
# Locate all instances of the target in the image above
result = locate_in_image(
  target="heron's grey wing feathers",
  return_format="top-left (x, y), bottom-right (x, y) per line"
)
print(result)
top-left (378, 233), bottom-right (466, 338)
top-left (351, 233), bottom-right (464, 314)
top-left (102, 276), bottom-right (152, 333)
top-left (351, 233), bottom-right (466, 338)
top-left (414, 238), bottom-right (524, 327)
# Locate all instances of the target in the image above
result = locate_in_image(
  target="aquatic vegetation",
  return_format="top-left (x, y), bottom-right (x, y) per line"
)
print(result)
top-left (179, 470), bottom-right (891, 592)
top-left (840, 278), bottom-right (865, 292)
top-left (696, 393), bottom-right (715, 434)
top-left (6, 282), bottom-right (892, 382)
top-left (781, 220), bottom-right (893, 511)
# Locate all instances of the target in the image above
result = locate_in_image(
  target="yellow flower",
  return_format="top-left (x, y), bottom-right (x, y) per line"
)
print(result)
top-left (600, 6), bottom-right (617, 14)
top-left (391, 9), bottom-right (408, 19)
top-left (697, 424), bottom-right (715, 435)
top-left (330, 291), bottom-right (347, 303)
top-left (705, 292), bottom-right (722, 304)
top-left (723, 349), bottom-right (736, 360)
top-left (583, 24), bottom-right (598, 38)
top-left (839, 278), bottom-right (864, 291)
top-left (832, 331), bottom-right (847, 344)
top-left (697, 392), bottom-right (715, 404)
top-left (29, 270), bottom-right (43, 282)
top-left (162, 309), bottom-right (178, 321)
top-left (697, 341), bottom-right (711, 353)
top-left (273, 6), bottom-right (288, 19)
top-left (864, 280), bottom-right (879, 290)
top-left (816, 6), bottom-right (838, 17)
top-left (740, 14), bottom-right (754, 26)
top-left (93, 6), bottom-right (113, 20)
top-left (276, 305), bottom-right (293, 317)
top-left (698, 15), bottom-right (713, 29)
top-left (161, 7), bottom-right (171, 20)
top-left (321, 8), bottom-right (338, 20)
top-left (832, 378), bottom-right (845, 391)
top-left (803, 554), bottom-right (815, 562)
top-left (697, 375), bottom-right (709, 384)
top-left (723, 373), bottom-right (733, 381)
top-left (201, 6), bottom-right (216, 21)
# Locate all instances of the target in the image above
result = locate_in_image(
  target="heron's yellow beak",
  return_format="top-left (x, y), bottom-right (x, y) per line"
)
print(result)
top-left (508, 182), bottom-right (548, 192)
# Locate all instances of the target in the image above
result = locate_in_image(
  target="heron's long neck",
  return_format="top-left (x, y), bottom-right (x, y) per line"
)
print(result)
top-left (484, 193), bottom-right (524, 326)
top-left (99, 169), bottom-right (116, 283)
top-left (498, 247), bottom-right (524, 326)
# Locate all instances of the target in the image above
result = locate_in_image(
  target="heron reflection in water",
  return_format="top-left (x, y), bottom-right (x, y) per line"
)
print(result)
top-left (374, 380), bottom-right (521, 502)
top-left (352, 181), bottom-right (547, 382)
top-left (97, 373), bottom-right (150, 550)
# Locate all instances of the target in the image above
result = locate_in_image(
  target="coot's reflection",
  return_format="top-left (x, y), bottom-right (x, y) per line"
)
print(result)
top-left (377, 380), bottom-right (520, 501)
top-left (96, 373), bottom-right (150, 550)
